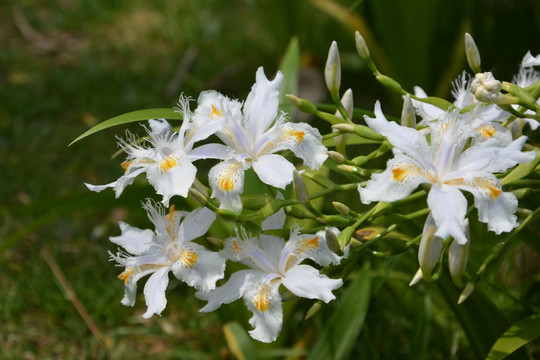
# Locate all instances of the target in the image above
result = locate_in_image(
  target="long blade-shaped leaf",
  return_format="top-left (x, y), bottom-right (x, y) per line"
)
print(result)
top-left (69, 108), bottom-right (182, 146)
top-left (223, 322), bottom-right (258, 360)
top-left (486, 315), bottom-right (540, 360)
top-left (308, 265), bottom-right (371, 360)
top-left (278, 36), bottom-right (300, 117)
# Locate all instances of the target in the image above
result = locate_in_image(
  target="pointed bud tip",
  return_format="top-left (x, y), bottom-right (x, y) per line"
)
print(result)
top-left (355, 31), bottom-right (370, 59)
top-left (458, 282), bottom-right (475, 304)
top-left (409, 268), bottom-right (424, 286)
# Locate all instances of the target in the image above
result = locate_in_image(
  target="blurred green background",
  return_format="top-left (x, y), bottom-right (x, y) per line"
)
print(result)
top-left (2, 0), bottom-right (540, 358)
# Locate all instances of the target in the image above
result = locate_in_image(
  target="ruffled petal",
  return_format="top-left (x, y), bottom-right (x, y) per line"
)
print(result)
top-left (359, 154), bottom-right (430, 204)
top-left (85, 167), bottom-right (146, 197)
top-left (427, 186), bottom-right (468, 245)
top-left (261, 207), bottom-right (286, 231)
top-left (243, 67), bottom-right (283, 137)
top-left (279, 228), bottom-right (342, 272)
top-left (252, 154), bottom-right (294, 189)
top-left (171, 243), bottom-right (225, 292)
top-left (244, 278), bottom-right (283, 343)
top-left (142, 266), bottom-right (171, 318)
top-left (110, 222), bottom-right (155, 255)
top-left (270, 122), bottom-right (328, 169)
top-left (118, 266), bottom-right (157, 307)
top-left (208, 160), bottom-right (245, 213)
top-left (456, 175), bottom-right (519, 234)
top-left (521, 51), bottom-right (540, 67)
top-left (146, 153), bottom-right (198, 206)
top-left (196, 269), bottom-right (255, 312)
top-left (282, 264), bottom-right (342, 303)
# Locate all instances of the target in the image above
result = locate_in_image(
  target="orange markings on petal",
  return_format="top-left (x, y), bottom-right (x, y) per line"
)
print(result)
top-left (253, 285), bottom-right (272, 312)
top-left (159, 155), bottom-right (178, 173)
top-left (118, 267), bottom-right (135, 284)
top-left (489, 186), bottom-right (501, 199)
top-left (121, 161), bottom-right (132, 171)
top-left (179, 249), bottom-right (199, 268)
top-left (478, 125), bottom-right (497, 139)
top-left (218, 172), bottom-right (235, 191)
top-left (300, 236), bottom-right (319, 252)
top-left (292, 130), bottom-right (305, 143)
top-left (210, 104), bottom-right (224, 118)
top-left (392, 167), bottom-right (408, 182)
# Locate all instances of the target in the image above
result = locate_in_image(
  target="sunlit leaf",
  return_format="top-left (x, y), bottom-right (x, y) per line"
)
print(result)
top-left (69, 108), bottom-right (181, 146)
top-left (279, 36), bottom-right (300, 117)
top-left (486, 315), bottom-right (540, 360)
top-left (223, 322), bottom-right (258, 360)
top-left (501, 150), bottom-right (540, 185)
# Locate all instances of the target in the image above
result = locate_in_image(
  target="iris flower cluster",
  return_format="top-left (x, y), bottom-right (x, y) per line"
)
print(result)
top-left (82, 33), bottom-right (539, 343)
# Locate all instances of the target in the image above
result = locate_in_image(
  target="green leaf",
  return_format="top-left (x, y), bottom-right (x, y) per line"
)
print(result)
top-left (501, 150), bottom-right (540, 185)
top-left (69, 108), bottom-right (181, 146)
top-left (223, 322), bottom-right (258, 360)
top-left (486, 315), bottom-right (540, 360)
top-left (308, 265), bottom-right (371, 360)
top-left (278, 36), bottom-right (300, 117)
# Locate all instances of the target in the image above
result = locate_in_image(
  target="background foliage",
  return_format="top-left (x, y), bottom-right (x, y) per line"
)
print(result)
top-left (2, 0), bottom-right (540, 358)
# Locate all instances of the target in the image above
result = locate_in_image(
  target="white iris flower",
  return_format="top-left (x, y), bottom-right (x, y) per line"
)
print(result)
top-left (359, 101), bottom-right (534, 245)
top-left (196, 222), bottom-right (343, 343)
top-left (197, 67), bottom-right (327, 213)
top-left (110, 201), bottom-right (225, 319)
top-left (86, 97), bottom-right (229, 206)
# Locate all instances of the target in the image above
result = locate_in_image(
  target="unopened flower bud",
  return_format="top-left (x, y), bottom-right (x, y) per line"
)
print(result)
top-left (449, 220), bottom-right (470, 287)
top-left (189, 188), bottom-right (208, 206)
top-left (409, 268), bottom-right (424, 286)
top-left (336, 164), bottom-right (358, 173)
top-left (325, 227), bottom-right (341, 254)
top-left (332, 201), bottom-right (350, 215)
top-left (338, 88), bottom-right (354, 120)
top-left (470, 72), bottom-right (501, 102)
top-left (401, 94), bottom-right (416, 128)
top-left (449, 239), bottom-right (470, 287)
top-left (293, 170), bottom-right (310, 206)
top-left (327, 150), bottom-right (345, 164)
top-left (418, 214), bottom-right (443, 281)
top-left (325, 41), bottom-right (341, 96)
top-left (355, 31), bottom-right (370, 59)
top-left (465, 33), bottom-right (482, 73)
top-left (286, 94), bottom-right (318, 114)
top-left (458, 282), bottom-right (475, 304)
top-left (376, 75), bottom-right (405, 94)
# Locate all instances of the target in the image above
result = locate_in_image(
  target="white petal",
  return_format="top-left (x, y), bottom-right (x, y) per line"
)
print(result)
top-left (427, 186), bottom-right (468, 245)
top-left (457, 136), bottom-right (533, 176)
top-left (282, 264), bottom-right (342, 303)
top-left (270, 122), bottom-right (328, 169)
top-left (146, 153), bottom-right (197, 206)
top-left (119, 266), bottom-right (156, 307)
top-left (142, 266), bottom-right (171, 318)
top-left (244, 279), bottom-right (283, 343)
top-left (279, 229), bottom-right (341, 272)
top-left (359, 154), bottom-right (429, 204)
top-left (364, 101), bottom-right (430, 158)
top-left (457, 176), bottom-right (519, 234)
top-left (252, 154), bottom-right (294, 189)
top-left (110, 222), bottom-right (154, 255)
top-left (171, 243), bottom-right (225, 292)
top-left (178, 207), bottom-right (216, 243)
top-left (188, 143), bottom-right (231, 161)
top-left (521, 51), bottom-right (540, 67)
top-left (412, 86), bottom-right (444, 121)
top-left (85, 167), bottom-right (146, 197)
top-left (222, 235), bottom-right (279, 274)
top-left (261, 208), bottom-right (286, 231)
top-left (196, 269), bottom-right (254, 312)
top-left (208, 160), bottom-right (245, 214)
top-left (243, 67), bottom-right (284, 137)
top-left (148, 119), bottom-right (173, 136)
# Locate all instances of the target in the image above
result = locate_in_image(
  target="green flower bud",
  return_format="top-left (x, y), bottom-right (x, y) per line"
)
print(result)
top-left (465, 33), bottom-right (482, 73)
top-left (325, 41), bottom-right (341, 96)
top-left (355, 31), bottom-right (370, 59)
top-left (401, 94), bottom-right (416, 128)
